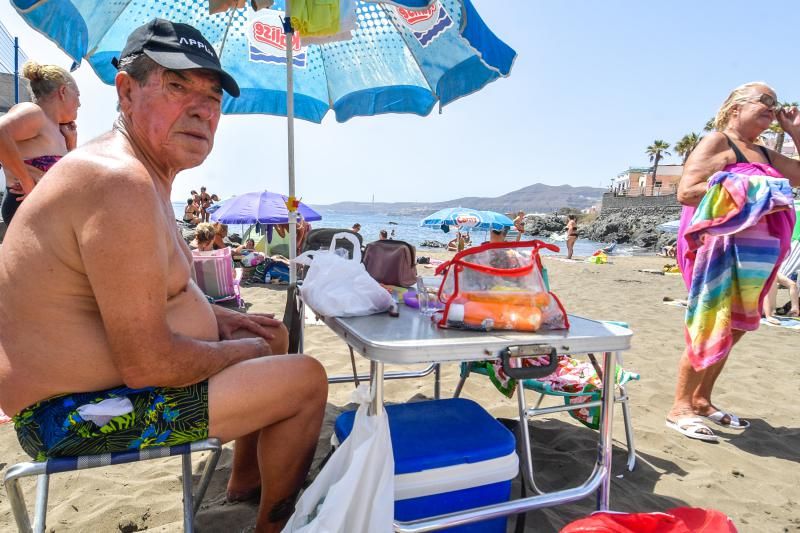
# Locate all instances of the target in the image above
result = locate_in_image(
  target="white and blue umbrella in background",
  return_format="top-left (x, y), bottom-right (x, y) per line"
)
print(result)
top-left (14, 0), bottom-right (516, 281)
top-left (421, 207), bottom-right (513, 232)
top-left (210, 190), bottom-right (322, 224)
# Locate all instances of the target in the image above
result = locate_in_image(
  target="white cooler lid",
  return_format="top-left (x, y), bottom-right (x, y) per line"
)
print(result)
top-left (395, 450), bottom-right (518, 501)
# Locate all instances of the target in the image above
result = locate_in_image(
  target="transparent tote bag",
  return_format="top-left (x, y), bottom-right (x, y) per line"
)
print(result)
top-left (434, 240), bottom-right (569, 332)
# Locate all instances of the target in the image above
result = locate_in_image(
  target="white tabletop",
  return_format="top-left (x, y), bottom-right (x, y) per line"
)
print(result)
top-left (321, 310), bottom-right (632, 364)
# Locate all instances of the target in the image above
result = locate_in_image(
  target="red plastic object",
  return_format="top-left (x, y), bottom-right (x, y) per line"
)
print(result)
top-left (560, 507), bottom-right (737, 533)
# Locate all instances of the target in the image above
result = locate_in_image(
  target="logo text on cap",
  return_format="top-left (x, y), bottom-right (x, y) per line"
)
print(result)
top-left (179, 37), bottom-right (215, 58)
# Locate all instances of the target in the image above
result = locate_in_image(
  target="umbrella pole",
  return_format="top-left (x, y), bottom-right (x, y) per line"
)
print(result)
top-left (284, 3), bottom-right (298, 285)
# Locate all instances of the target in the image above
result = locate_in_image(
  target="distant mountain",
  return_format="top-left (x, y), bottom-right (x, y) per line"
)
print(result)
top-left (313, 183), bottom-right (605, 215)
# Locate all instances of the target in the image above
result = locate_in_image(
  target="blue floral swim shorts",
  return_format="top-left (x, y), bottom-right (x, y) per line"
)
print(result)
top-left (13, 382), bottom-right (208, 461)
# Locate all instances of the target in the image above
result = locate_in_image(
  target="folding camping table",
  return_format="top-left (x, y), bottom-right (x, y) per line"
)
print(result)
top-left (320, 310), bottom-right (633, 532)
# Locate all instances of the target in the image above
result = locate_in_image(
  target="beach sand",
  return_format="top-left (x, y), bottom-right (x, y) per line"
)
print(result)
top-left (1, 254), bottom-right (799, 532)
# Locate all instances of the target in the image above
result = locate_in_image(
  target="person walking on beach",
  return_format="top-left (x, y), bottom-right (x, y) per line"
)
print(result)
top-left (0, 19), bottom-right (327, 533)
top-left (566, 214), bottom-right (578, 259)
top-left (352, 222), bottom-right (361, 233)
top-left (513, 210), bottom-right (525, 241)
top-left (666, 82), bottom-right (800, 442)
top-left (0, 61), bottom-right (80, 226)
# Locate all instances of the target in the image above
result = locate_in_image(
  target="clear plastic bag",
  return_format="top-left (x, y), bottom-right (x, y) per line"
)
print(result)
top-left (435, 241), bottom-right (569, 332)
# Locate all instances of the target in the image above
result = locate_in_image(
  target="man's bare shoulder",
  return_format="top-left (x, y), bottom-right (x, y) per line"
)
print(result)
top-left (53, 132), bottom-right (158, 204)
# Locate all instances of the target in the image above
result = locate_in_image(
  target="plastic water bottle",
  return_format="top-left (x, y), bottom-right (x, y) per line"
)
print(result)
top-left (264, 272), bottom-right (271, 283)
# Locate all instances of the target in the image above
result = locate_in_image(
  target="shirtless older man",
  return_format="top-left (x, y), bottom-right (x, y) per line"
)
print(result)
top-left (0, 19), bottom-right (327, 533)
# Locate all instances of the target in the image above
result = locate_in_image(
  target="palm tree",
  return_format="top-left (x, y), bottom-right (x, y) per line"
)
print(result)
top-left (704, 117), bottom-right (715, 132)
top-left (645, 140), bottom-right (671, 191)
top-left (674, 133), bottom-right (701, 163)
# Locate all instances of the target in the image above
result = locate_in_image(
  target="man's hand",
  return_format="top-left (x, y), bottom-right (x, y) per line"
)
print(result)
top-left (59, 121), bottom-right (78, 151)
top-left (213, 306), bottom-right (282, 346)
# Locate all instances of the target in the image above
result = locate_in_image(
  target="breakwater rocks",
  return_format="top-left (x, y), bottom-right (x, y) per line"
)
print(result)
top-left (522, 208), bottom-right (678, 250)
top-left (581, 209), bottom-right (678, 249)
top-left (420, 240), bottom-right (447, 248)
top-left (522, 214), bottom-right (565, 236)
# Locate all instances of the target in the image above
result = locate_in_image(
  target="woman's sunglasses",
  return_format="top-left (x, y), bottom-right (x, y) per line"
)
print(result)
top-left (748, 93), bottom-right (780, 112)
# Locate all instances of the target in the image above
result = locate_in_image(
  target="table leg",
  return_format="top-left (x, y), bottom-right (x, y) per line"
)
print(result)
top-left (596, 351), bottom-right (616, 510)
top-left (516, 383), bottom-right (541, 495)
top-left (369, 361), bottom-right (385, 416)
top-left (434, 364), bottom-right (441, 400)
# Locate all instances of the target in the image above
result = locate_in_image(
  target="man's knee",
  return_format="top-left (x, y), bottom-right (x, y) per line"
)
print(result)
top-left (270, 322), bottom-right (289, 354)
top-left (294, 354), bottom-right (328, 399)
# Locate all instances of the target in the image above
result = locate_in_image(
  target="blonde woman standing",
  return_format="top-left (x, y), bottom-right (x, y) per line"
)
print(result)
top-left (0, 61), bottom-right (80, 225)
top-left (667, 82), bottom-right (800, 442)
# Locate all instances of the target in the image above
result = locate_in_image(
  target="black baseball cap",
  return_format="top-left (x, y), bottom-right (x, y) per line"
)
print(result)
top-left (112, 18), bottom-right (240, 97)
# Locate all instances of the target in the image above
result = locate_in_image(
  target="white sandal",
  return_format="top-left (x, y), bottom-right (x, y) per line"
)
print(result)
top-left (701, 410), bottom-right (750, 430)
top-left (665, 417), bottom-right (719, 442)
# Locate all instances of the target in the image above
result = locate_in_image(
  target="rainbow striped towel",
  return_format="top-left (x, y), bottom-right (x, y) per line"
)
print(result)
top-left (682, 171), bottom-right (794, 370)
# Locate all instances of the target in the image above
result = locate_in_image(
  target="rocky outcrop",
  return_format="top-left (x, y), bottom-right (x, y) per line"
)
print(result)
top-left (581, 208), bottom-right (677, 249)
top-left (177, 221), bottom-right (197, 244)
top-left (522, 214), bottom-right (566, 236)
top-left (521, 209), bottom-right (678, 250)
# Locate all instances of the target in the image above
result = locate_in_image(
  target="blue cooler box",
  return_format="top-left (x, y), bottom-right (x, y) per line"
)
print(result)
top-left (334, 398), bottom-right (518, 533)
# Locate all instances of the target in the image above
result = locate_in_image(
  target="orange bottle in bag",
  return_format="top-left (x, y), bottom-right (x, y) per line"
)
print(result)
top-left (461, 291), bottom-right (551, 308)
top-left (447, 301), bottom-right (542, 331)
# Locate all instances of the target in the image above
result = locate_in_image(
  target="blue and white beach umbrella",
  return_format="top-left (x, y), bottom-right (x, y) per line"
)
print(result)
top-left (14, 0), bottom-right (515, 280)
top-left (421, 207), bottom-right (512, 232)
top-left (13, 0), bottom-right (515, 122)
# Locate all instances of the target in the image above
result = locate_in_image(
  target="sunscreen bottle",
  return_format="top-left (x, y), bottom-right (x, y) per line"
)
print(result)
top-left (447, 301), bottom-right (542, 331)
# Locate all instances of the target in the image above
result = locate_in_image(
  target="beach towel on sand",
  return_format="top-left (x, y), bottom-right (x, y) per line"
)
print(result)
top-left (678, 163), bottom-right (794, 370)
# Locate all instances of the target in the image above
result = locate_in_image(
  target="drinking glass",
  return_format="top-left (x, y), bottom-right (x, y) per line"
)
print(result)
top-left (416, 276), bottom-right (442, 316)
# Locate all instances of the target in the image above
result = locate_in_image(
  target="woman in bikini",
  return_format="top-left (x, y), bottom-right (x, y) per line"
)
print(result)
top-left (566, 214), bottom-right (578, 259)
top-left (667, 82), bottom-right (800, 442)
top-left (0, 61), bottom-right (80, 226)
top-left (182, 198), bottom-right (201, 225)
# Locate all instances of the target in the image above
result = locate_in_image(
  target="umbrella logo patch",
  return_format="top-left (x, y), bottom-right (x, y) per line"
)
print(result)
top-left (248, 15), bottom-right (307, 67)
top-left (455, 215), bottom-right (479, 228)
top-left (396, 3), bottom-right (452, 47)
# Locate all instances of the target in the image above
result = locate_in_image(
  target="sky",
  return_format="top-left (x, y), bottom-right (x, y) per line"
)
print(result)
top-left (1, 1), bottom-right (798, 206)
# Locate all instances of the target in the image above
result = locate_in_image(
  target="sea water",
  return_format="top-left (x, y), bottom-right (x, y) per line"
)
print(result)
top-left (171, 203), bottom-right (630, 256)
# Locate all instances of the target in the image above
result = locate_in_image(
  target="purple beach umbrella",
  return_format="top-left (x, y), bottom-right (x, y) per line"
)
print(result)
top-left (209, 190), bottom-right (322, 225)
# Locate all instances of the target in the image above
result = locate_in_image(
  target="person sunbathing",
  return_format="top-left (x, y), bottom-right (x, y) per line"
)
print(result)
top-left (234, 238), bottom-right (256, 254)
top-left (0, 19), bottom-right (326, 533)
top-left (658, 244), bottom-right (677, 258)
top-left (212, 222), bottom-right (229, 250)
top-left (182, 197), bottom-right (201, 225)
top-left (192, 222), bottom-right (216, 251)
top-left (762, 272), bottom-right (800, 323)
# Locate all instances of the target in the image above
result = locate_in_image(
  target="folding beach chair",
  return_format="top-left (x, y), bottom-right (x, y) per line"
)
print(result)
top-left (302, 227), bottom-right (363, 258)
top-left (192, 247), bottom-right (243, 308)
top-left (453, 321), bottom-right (638, 482)
top-left (4, 438), bottom-right (222, 533)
